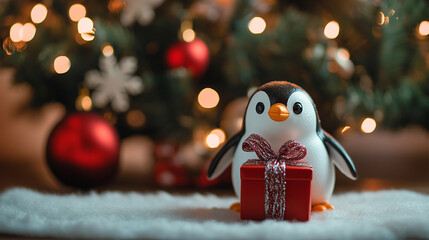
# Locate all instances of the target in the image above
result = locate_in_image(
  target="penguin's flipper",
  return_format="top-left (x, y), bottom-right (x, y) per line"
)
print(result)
top-left (323, 131), bottom-right (358, 180)
top-left (207, 130), bottom-right (243, 180)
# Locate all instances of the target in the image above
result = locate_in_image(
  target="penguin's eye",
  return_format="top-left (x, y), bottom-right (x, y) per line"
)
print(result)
top-left (256, 102), bottom-right (265, 114)
top-left (293, 102), bottom-right (303, 114)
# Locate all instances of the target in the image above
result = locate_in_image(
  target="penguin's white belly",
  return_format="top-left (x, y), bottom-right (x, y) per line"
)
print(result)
top-left (232, 135), bottom-right (335, 205)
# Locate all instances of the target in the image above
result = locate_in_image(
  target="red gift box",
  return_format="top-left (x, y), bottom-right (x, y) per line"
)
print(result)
top-left (239, 134), bottom-right (313, 221)
top-left (240, 161), bottom-right (312, 221)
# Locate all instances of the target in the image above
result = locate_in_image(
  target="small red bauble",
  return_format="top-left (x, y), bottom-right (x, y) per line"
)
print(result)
top-left (166, 38), bottom-right (210, 78)
top-left (46, 112), bottom-right (120, 188)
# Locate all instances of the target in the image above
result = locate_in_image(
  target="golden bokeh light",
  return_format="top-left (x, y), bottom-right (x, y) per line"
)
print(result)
top-left (10, 23), bottom-right (36, 42)
top-left (54, 56), bottom-right (71, 74)
top-left (361, 118), bottom-right (376, 133)
top-left (75, 88), bottom-right (92, 111)
top-left (77, 17), bottom-right (93, 34)
top-left (102, 44), bottom-right (114, 57)
top-left (10, 23), bottom-right (23, 42)
top-left (81, 31), bottom-right (95, 41)
top-left (198, 88), bottom-right (219, 109)
top-left (418, 21), bottom-right (429, 36)
top-left (81, 96), bottom-right (92, 111)
top-left (377, 12), bottom-right (385, 25)
top-left (182, 29), bottom-right (196, 43)
top-left (384, 16), bottom-right (390, 25)
top-left (69, 4), bottom-right (86, 22)
top-left (206, 132), bottom-right (221, 148)
top-left (210, 129), bottom-right (226, 144)
top-left (108, 0), bottom-right (125, 13)
top-left (21, 23), bottom-right (36, 42)
top-left (126, 110), bottom-right (146, 128)
top-left (248, 17), bottom-right (266, 34)
top-left (336, 48), bottom-right (350, 61)
top-left (341, 126), bottom-right (351, 134)
top-left (31, 4), bottom-right (48, 24)
top-left (324, 21), bottom-right (340, 39)
top-left (104, 111), bottom-right (117, 125)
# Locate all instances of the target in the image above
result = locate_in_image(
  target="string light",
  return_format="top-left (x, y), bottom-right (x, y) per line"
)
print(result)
top-left (10, 23), bottom-right (23, 42)
top-left (54, 56), bottom-right (71, 74)
top-left (324, 21), bottom-right (340, 39)
top-left (182, 29), bottom-right (196, 43)
top-left (76, 88), bottom-right (92, 111)
top-left (206, 134), bottom-right (220, 148)
top-left (205, 128), bottom-right (226, 148)
top-left (104, 111), bottom-right (117, 125)
top-left (108, 0), bottom-right (125, 13)
top-left (102, 44), bottom-right (114, 57)
top-left (336, 48), bottom-right (350, 61)
top-left (21, 23), bottom-right (36, 42)
top-left (248, 17), bottom-right (266, 34)
top-left (81, 31), bottom-right (95, 41)
top-left (180, 20), bottom-right (195, 42)
top-left (126, 110), bottom-right (146, 128)
top-left (377, 12), bottom-right (385, 25)
top-left (10, 23), bottom-right (36, 42)
top-left (31, 4), bottom-right (48, 24)
top-left (77, 17), bottom-right (93, 34)
top-left (418, 21), bottom-right (429, 36)
top-left (205, 132), bottom-right (220, 149)
top-left (198, 88), bottom-right (219, 109)
top-left (361, 118), bottom-right (376, 133)
top-left (211, 129), bottom-right (226, 143)
top-left (81, 96), bottom-right (92, 111)
top-left (341, 126), bottom-right (351, 134)
top-left (69, 4), bottom-right (86, 22)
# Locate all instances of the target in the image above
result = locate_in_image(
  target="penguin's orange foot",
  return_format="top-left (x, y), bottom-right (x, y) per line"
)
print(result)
top-left (311, 202), bottom-right (334, 212)
top-left (230, 202), bottom-right (241, 212)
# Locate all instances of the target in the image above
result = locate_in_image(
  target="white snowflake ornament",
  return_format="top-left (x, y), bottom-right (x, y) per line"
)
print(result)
top-left (120, 0), bottom-right (164, 26)
top-left (85, 55), bottom-right (143, 112)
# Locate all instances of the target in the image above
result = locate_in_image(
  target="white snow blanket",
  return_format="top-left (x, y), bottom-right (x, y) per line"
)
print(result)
top-left (0, 188), bottom-right (428, 239)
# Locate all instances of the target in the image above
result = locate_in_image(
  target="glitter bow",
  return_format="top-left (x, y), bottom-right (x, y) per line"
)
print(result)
top-left (242, 134), bottom-right (308, 220)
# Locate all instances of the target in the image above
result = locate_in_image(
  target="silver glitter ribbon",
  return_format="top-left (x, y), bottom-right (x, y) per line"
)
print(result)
top-left (242, 134), bottom-right (309, 220)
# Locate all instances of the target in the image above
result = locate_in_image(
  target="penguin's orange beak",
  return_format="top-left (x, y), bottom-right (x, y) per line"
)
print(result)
top-left (268, 103), bottom-right (289, 122)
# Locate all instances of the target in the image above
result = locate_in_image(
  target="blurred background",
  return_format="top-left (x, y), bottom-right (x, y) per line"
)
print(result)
top-left (0, 0), bottom-right (428, 193)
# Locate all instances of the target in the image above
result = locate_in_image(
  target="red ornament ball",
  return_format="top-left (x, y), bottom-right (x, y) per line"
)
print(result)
top-left (46, 112), bottom-right (120, 188)
top-left (166, 38), bottom-right (210, 78)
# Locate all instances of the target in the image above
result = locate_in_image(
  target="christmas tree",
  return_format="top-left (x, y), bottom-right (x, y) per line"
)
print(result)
top-left (1, 0), bottom-right (428, 187)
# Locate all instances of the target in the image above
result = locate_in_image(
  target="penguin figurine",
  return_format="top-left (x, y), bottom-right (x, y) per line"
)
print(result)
top-left (207, 81), bottom-right (357, 212)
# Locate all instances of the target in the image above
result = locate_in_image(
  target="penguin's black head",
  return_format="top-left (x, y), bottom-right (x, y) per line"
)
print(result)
top-left (244, 81), bottom-right (321, 140)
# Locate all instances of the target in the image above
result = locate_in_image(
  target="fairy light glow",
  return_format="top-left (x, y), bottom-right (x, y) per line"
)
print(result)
top-left (324, 21), bottom-right (340, 39)
top-left (211, 129), bottom-right (226, 144)
top-left (69, 4), bottom-right (86, 22)
top-left (10, 23), bottom-right (36, 42)
top-left (21, 23), bottom-right (36, 42)
top-left (248, 17), bottom-right (266, 34)
top-left (182, 29), bottom-right (196, 43)
top-left (10, 23), bottom-right (23, 42)
top-left (81, 96), bottom-right (92, 111)
top-left (54, 56), bottom-right (71, 74)
top-left (126, 110), bottom-right (146, 128)
top-left (81, 31), bottom-right (95, 41)
top-left (337, 48), bottom-right (350, 61)
top-left (102, 44), bottom-right (114, 57)
top-left (198, 88), bottom-right (219, 109)
top-left (78, 17), bottom-right (93, 34)
top-left (377, 12), bottom-right (385, 25)
top-left (31, 4), bottom-right (48, 24)
top-left (361, 118), bottom-right (376, 133)
top-left (341, 126), bottom-right (351, 134)
top-left (418, 21), bottom-right (429, 36)
top-left (206, 130), bottom-right (222, 149)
